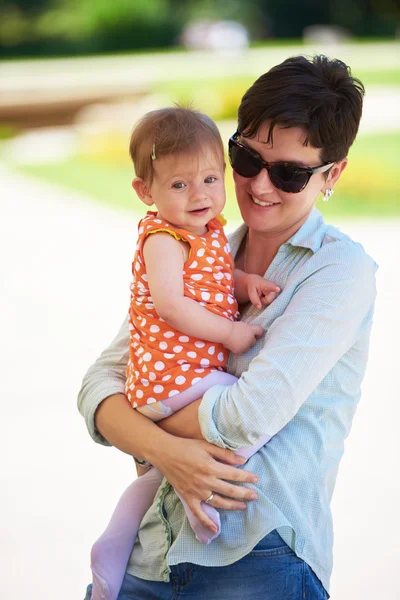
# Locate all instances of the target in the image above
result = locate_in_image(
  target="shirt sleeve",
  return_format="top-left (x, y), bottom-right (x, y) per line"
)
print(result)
top-left (198, 242), bottom-right (377, 451)
top-left (77, 315), bottom-right (130, 445)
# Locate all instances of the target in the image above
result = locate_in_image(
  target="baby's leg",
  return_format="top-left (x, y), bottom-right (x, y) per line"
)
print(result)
top-left (90, 467), bottom-right (163, 600)
top-left (139, 372), bottom-right (238, 545)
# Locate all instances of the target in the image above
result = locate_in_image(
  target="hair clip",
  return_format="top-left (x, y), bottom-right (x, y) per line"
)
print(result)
top-left (151, 143), bottom-right (156, 160)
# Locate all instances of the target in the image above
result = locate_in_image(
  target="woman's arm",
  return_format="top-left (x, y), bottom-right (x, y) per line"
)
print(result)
top-left (198, 242), bottom-right (378, 450)
top-left (77, 316), bottom-right (259, 532)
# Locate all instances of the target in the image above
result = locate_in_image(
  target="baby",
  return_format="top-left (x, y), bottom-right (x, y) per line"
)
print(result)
top-left (90, 107), bottom-right (279, 600)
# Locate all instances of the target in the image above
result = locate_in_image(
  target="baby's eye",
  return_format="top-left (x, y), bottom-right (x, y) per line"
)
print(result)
top-left (204, 176), bottom-right (217, 183)
top-left (172, 182), bottom-right (185, 189)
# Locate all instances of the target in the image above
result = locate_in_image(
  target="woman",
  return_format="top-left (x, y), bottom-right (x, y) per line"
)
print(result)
top-left (79, 55), bottom-right (377, 599)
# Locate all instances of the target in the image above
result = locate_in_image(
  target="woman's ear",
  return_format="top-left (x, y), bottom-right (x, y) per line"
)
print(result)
top-left (323, 158), bottom-right (348, 193)
top-left (132, 177), bottom-right (153, 207)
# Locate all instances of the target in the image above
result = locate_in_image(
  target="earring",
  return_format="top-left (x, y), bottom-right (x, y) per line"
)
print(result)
top-left (322, 188), bottom-right (334, 202)
top-left (151, 143), bottom-right (156, 160)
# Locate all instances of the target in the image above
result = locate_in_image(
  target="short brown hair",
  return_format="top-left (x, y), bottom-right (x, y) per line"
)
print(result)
top-left (238, 55), bottom-right (365, 164)
top-left (129, 106), bottom-right (224, 183)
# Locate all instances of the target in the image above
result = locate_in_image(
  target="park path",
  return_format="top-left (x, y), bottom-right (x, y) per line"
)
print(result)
top-left (0, 161), bottom-right (399, 600)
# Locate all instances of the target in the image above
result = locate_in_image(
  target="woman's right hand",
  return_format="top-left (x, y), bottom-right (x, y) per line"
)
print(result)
top-left (149, 435), bottom-right (259, 533)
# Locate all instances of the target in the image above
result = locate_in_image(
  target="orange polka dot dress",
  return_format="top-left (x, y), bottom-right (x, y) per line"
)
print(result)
top-left (126, 211), bottom-right (240, 408)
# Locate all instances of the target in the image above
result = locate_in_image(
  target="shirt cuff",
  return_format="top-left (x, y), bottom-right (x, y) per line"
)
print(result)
top-left (198, 383), bottom-right (240, 451)
top-left (83, 382), bottom-right (126, 446)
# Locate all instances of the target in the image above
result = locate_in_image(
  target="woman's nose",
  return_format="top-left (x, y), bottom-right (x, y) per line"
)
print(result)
top-left (250, 168), bottom-right (275, 196)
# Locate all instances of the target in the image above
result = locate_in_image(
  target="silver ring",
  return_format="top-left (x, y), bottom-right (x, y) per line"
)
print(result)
top-left (205, 493), bottom-right (214, 504)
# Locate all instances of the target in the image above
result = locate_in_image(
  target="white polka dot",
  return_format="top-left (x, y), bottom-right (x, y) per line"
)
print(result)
top-left (200, 358), bottom-right (210, 367)
top-left (154, 361), bottom-right (165, 371)
top-left (179, 336), bottom-right (189, 342)
top-left (142, 364), bottom-right (148, 373)
top-left (199, 302), bottom-right (207, 307)
top-left (227, 296), bottom-right (235, 304)
top-left (188, 261), bottom-right (198, 269)
top-left (147, 397), bottom-right (157, 404)
top-left (202, 267), bottom-right (212, 272)
top-left (138, 227), bottom-right (144, 235)
top-left (141, 317), bottom-right (146, 326)
top-left (143, 352), bottom-right (152, 362)
top-left (194, 368), bottom-right (205, 373)
top-left (211, 232), bottom-right (219, 238)
top-left (162, 374), bottom-right (172, 381)
top-left (175, 375), bottom-right (186, 385)
top-left (137, 347), bottom-right (144, 355)
top-left (159, 341), bottom-right (168, 350)
top-left (135, 262), bottom-right (140, 271)
top-left (141, 274), bottom-right (148, 282)
top-left (187, 351), bottom-right (197, 359)
top-left (168, 390), bottom-right (179, 397)
top-left (154, 385), bottom-right (164, 394)
top-left (211, 249), bottom-right (217, 256)
top-left (218, 352), bottom-right (225, 361)
top-left (201, 292), bottom-right (210, 301)
top-left (208, 346), bottom-right (215, 355)
top-left (149, 372), bottom-right (156, 381)
top-left (150, 324), bottom-right (160, 333)
top-left (141, 379), bottom-right (149, 387)
top-left (212, 240), bottom-right (220, 248)
top-left (173, 345), bottom-right (183, 353)
top-left (136, 390), bottom-right (144, 399)
top-left (225, 273), bottom-right (232, 280)
top-left (197, 248), bottom-right (205, 257)
top-left (213, 272), bottom-right (223, 281)
top-left (192, 377), bottom-right (202, 385)
top-left (177, 359), bottom-right (186, 365)
top-left (195, 341), bottom-right (205, 348)
top-left (215, 293), bottom-right (223, 302)
top-left (187, 235), bottom-right (195, 240)
top-left (181, 363), bottom-right (190, 372)
top-left (149, 336), bottom-right (156, 342)
top-left (191, 274), bottom-right (203, 281)
top-left (206, 257), bottom-right (215, 264)
top-left (145, 303), bottom-right (153, 310)
top-left (164, 353), bottom-right (175, 359)
top-left (164, 331), bottom-right (175, 338)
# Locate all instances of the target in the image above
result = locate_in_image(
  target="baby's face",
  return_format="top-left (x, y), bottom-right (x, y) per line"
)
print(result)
top-left (149, 145), bottom-right (226, 235)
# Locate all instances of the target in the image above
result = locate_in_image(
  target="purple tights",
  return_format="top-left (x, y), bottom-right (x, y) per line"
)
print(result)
top-left (90, 372), bottom-right (271, 600)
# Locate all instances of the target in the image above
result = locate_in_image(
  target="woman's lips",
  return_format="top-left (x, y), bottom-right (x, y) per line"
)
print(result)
top-left (251, 196), bottom-right (279, 207)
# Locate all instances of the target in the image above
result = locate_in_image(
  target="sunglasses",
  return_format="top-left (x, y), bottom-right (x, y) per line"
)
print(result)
top-left (228, 132), bottom-right (334, 194)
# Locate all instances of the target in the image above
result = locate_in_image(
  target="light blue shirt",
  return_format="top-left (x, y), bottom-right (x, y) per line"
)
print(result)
top-left (78, 208), bottom-right (377, 594)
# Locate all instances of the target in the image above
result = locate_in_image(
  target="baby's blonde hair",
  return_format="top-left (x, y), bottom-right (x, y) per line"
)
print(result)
top-left (129, 106), bottom-right (224, 184)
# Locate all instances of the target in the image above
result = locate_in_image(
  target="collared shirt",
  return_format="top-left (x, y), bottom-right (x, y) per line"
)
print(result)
top-left (78, 208), bottom-right (377, 594)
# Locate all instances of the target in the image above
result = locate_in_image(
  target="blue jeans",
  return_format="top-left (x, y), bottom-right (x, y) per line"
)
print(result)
top-left (83, 529), bottom-right (328, 599)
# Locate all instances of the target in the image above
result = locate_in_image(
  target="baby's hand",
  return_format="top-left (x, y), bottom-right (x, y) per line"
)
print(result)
top-left (224, 321), bottom-right (264, 355)
top-left (246, 274), bottom-right (280, 310)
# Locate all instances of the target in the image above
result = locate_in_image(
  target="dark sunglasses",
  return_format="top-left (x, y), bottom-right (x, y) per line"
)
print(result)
top-left (228, 132), bottom-right (334, 194)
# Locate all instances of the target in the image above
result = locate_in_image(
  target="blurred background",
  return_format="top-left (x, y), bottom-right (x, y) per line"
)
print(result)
top-left (1, 1), bottom-right (399, 599)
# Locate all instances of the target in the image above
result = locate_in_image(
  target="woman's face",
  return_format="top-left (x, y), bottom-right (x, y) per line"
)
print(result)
top-left (233, 123), bottom-right (346, 238)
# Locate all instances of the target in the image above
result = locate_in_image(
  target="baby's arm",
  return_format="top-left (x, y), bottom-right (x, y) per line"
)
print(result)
top-left (143, 233), bottom-right (263, 355)
top-left (234, 268), bottom-right (280, 310)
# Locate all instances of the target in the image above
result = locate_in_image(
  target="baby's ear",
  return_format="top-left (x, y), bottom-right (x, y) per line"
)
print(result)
top-left (132, 177), bottom-right (153, 206)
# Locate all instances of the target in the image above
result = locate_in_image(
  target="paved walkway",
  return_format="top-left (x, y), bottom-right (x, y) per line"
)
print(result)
top-left (1, 166), bottom-right (398, 599)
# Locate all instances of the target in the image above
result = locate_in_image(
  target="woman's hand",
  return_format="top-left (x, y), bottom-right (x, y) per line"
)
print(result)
top-left (147, 435), bottom-right (259, 533)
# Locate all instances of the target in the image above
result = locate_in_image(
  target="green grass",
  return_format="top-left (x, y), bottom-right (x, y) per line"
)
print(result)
top-left (12, 131), bottom-right (398, 220)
